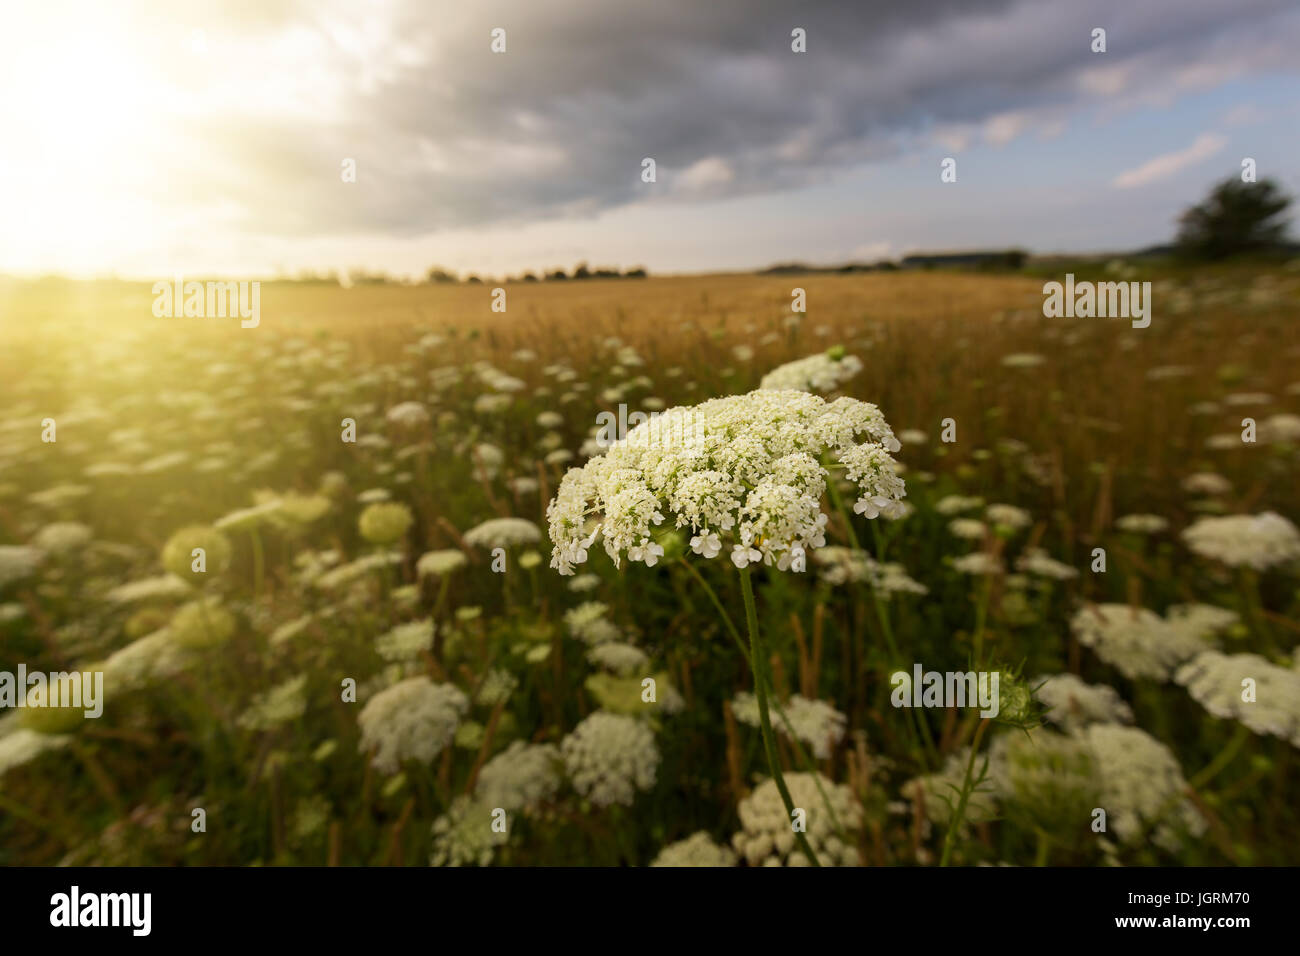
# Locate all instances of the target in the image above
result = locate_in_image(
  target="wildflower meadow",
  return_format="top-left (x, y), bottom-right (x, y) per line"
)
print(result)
top-left (2, 264), bottom-right (1297, 870)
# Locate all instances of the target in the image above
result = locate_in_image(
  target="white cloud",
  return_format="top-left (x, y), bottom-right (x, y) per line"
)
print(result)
top-left (674, 157), bottom-right (735, 191)
top-left (1112, 133), bottom-right (1227, 189)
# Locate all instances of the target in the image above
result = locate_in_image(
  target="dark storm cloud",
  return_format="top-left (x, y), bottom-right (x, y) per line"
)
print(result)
top-left (171, 0), bottom-right (1300, 237)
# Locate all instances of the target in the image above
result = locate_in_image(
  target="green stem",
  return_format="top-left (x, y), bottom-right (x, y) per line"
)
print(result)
top-left (1189, 723), bottom-right (1251, 791)
top-left (739, 567), bottom-right (821, 867)
top-left (679, 560), bottom-right (849, 839)
top-left (939, 717), bottom-right (989, 867)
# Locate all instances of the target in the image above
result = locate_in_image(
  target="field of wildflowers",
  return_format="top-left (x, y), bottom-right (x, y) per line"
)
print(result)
top-left (1, 265), bottom-right (1297, 867)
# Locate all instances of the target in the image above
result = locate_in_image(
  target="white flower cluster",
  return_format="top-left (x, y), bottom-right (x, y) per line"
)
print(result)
top-left (1175, 652), bottom-right (1300, 747)
top-left (732, 773), bottom-right (861, 866)
top-left (1182, 472), bottom-right (1232, 497)
top-left (238, 674), bottom-right (309, 731)
top-left (1080, 725), bottom-right (1205, 851)
top-left (1182, 512), bottom-right (1300, 570)
top-left (375, 618), bottom-right (434, 661)
top-left (31, 521), bottom-right (93, 555)
top-left (1016, 547), bottom-right (1078, 580)
top-left (935, 494), bottom-right (984, 515)
top-left (560, 711), bottom-right (660, 807)
top-left (587, 642), bottom-right (649, 676)
top-left (416, 549), bottom-right (467, 578)
top-left (952, 552), bottom-right (1004, 576)
top-left (464, 517), bottom-right (542, 550)
top-left (103, 627), bottom-right (191, 691)
top-left (1070, 604), bottom-right (1216, 681)
top-left (650, 831), bottom-right (737, 867)
top-left (563, 601), bottom-right (622, 646)
top-left (1116, 513), bottom-right (1169, 534)
top-left (1034, 673), bottom-right (1134, 731)
top-left (732, 693), bottom-right (847, 759)
top-left (985, 503), bottom-right (1032, 530)
top-left (430, 796), bottom-right (507, 867)
top-left (810, 546), bottom-right (927, 596)
top-left (475, 741), bottom-right (564, 812)
top-left (948, 518), bottom-right (987, 540)
top-left (759, 351), bottom-right (863, 394)
top-left (988, 727), bottom-right (1097, 816)
top-left (357, 677), bottom-right (468, 773)
top-left (385, 401), bottom-right (430, 428)
top-left (547, 389), bottom-right (904, 574)
top-left (0, 546), bottom-right (44, 588)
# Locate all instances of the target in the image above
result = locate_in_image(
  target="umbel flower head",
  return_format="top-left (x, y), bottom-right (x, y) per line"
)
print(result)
top-left (358, 502), bottom-right (414, 545)
top-left (357, 676), bottom-right (467, 773)
top-left (759, 348), bottom-right (863, 394)
top-left (463, 517), bottom-right (542, 550)
top-left (161, 525), bottom-right (232, 584)
top-left (732, 772), bottom-right (862, 866)
top-left (1181, 512), bottom-right (1300, 570)
top-left (651, 831), bottom-right (737, 867)
top-left (560, 710), bottom-right (660, 807)
top-left (1175, 651), bottom-right (1300, 747)
top-left (546, 389), bottom-right (904, 575)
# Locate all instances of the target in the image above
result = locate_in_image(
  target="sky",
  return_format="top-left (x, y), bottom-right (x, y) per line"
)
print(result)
top-left (1, 0), bottom-right (1297, 279)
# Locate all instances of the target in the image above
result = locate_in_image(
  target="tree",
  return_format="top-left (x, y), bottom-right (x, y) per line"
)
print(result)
top-left (1176, 177), bottom-right (1292, 260)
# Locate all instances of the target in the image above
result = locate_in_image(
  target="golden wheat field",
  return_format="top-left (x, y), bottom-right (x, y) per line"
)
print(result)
top-left (1, 267), bottom-right (1298, 868)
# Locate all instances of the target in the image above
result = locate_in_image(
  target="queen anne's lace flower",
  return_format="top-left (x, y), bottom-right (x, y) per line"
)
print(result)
top-left (357, 677), bottom-right (467, 773)
top-left (1116, 514), bottom-right (1169, 534)
top-left (732, 773), bottom-right (861, 866)
top-left (31, 522), bottom-right (93, 555)
top-left (0, 546), bottom-right (44, 588)
top-left (430, 796), bottom-right (507, 866)
top-left (952, 552), bottom-right (1004, 576)
top-left (464, 517), bottom-right (542, 550)
top-left (161, 525), bottom-right (231, 583)
top-left (1080, 725), bottom-right (1204, 851)
top-left (475, 741), bottom-right (563, 811)
top-left (935, 495), bottom-right (984, 515)
top-left (733, 693), bottom-right (847, 759)
top-left (587, 642), bottom-right (649, 676)
top-left (1175, 652), bottom-right (1300, 747)
top-left (1182, 472), bottom-right (1232, 496)
top-left (1070, 604), bottom-right (1212, 681)
top-left (948, 518), bottom-right (987, 540)
top-left (416, 549), bottom-right (467, 578)
top-left (985, 503), bottom-right (1032, 530)
top-left (385, 401), bottom-right (429, 428)
top-left (1016, 547), bottom-right (1078, 580)
top-left (1182, 512), bottom-right (1300, 570)
top-left (375, 618), bottom-right (434, 661)
top-left (651, 831), bottom-right (737, 867)
top-left (988, 728), bottom-right (1098, 823)
top-left (563, 601), bottom-right (622, 646)
top-left (547, 390), bottom-right (904, 574)
top-left (238, 675), bottom-right (309, 731)
top-left (560, 711), bottom-right (660, 807)
top-left (759, 350), bottom-right (863, 393)
top-left (358, 502), bottom-right (413, 545)
top-left (1035, 674), bottom-right (1134, 730)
